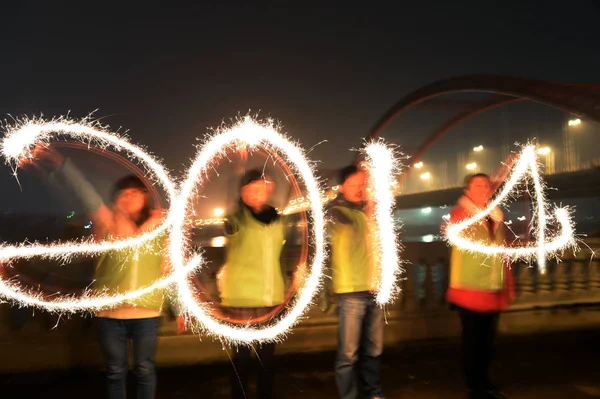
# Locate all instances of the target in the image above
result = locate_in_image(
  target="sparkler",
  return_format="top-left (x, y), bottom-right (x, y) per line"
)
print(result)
top-left (170, 116), bottom-right (326, 344)
top-left (363, 141), bottom-right (403, 305)
top-left (0, 115), bottom-right (180, 312)
top-left (444, 145), bottom-right (576, 274)
top-left (0, 115), bottom-right (325, 343)
top-left (1, 115), bottom-right (419, 344)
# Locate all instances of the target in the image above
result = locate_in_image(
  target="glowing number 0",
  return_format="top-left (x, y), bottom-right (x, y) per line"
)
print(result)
top-left (169, 117), bottom-right (326, 344)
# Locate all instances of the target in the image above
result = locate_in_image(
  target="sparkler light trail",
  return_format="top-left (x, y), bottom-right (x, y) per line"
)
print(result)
top-left (0, 115), bottom-right (180, 312)
top-left (170, 116), bottom-right (326, 344)
top-left (444, 145), bottom-right (576, 274)
top-left (0, 115), bottom-right (324, 344)
top-left (363, 141), bottom-right (403, 305)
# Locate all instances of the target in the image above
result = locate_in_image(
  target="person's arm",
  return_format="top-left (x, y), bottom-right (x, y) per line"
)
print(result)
top-left (491, 153), bottom-right (519, 192)
top-left (223, 210), bottom-right (241, 236)
top-left (28, 146), bottom-right (114, 238)
top-left (53, 158), bottom-right (114, 235)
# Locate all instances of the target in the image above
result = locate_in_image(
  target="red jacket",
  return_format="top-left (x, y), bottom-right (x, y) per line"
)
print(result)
top-left (445, 207), bottom-right (516, 312)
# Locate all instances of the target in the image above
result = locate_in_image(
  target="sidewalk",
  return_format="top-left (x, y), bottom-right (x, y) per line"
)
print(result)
top-left (1, 329), bottom-right (599, 398)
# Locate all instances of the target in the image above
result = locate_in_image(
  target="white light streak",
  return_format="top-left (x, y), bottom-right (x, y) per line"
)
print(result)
top-left (0, 115), bottom-right (180, 312)
top-left (0, 115), bottom-right (326, 344)
top-left (363, 141), bottom-right (403, 305)
top-left (170, 117), bottom-right (326, 344)
top-left (445, 145), bottom-right (576, 274)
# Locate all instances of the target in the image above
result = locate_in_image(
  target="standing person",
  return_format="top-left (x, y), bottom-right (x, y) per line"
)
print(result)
top-left (444, 173), bottom-right (515, 399)
top-left (29, 147), bottom-right (168, 399)
top-left (178, 169), bottom-right (286, 399)
top-left (328, 165), bottom-right (386, 399)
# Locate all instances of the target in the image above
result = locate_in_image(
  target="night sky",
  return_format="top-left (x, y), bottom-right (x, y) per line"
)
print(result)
top-left (1, 1), bottom-right (599, 214)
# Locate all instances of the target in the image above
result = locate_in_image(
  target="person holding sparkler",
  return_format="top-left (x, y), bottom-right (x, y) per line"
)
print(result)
top-left (24, 147), bottom-right (169, 399)
top-left (328, 164), bottom-right (386, 399)
top-left (444, 173), bottom-right (515, 399)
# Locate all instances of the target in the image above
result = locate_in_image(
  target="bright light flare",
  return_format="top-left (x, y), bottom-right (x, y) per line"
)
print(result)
top-left (568, 119), bottom-right (581, 126)
top-left (170, 117), bottom-right (326, 344)
top-left (466, 162), bottom-right (477, 170)
top-left (420, 172), bottom-right (431, 180)
top-left (445, 145), bottom-right (576, 273)
top-left (0, 115), bottom-right (180, 312)
top-left (473, 145), bottom-right (484, 152)
top-left (363, 141), bottom-right (403, 305)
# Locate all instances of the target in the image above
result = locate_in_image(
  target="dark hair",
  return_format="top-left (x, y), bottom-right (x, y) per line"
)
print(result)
top-left (111, 175), bottom-right (151, 226)
top-left (338, 164), bottom-right (361, 185)
top-left (111, 175), bottom-right (148, 199)
top-left (239, 169), bottom-right (265, 188)
top-left (463, 173), bottom-right (491, 188)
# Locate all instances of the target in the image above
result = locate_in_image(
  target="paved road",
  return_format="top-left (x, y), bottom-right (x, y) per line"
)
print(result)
top-left (1, 329), bottom-right (599, 398)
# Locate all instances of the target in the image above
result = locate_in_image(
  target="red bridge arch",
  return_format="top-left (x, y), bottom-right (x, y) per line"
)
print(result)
top-left (364, 75), bottom-right (600, 167)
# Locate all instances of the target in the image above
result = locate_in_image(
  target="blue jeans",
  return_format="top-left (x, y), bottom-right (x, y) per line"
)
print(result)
top-left (97, 317), bottom-right (160, 399)
top-left (335, 293), bottom-right (384, 399)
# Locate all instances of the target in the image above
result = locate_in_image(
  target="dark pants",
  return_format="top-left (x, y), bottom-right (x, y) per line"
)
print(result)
top-left (97, 317), bottom-right (160, 399)
top-left (231, 343), bottom-right (276, 399)
top-left (457, 307), bottom-right (499, 393)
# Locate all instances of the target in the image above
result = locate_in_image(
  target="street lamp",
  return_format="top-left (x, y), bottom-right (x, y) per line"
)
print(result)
top-left (213, 208), bottom-right (225, 217)
top-left (414, 161), bottom-right (423, 169)
top-left (568, 119), bottom-right (581, 126)
top-left (473, 145), bottom-right (483, 152)
top-left (537, 147), bottom-right (551, 155)
top-left (420, 172), bottom-right (431, 180)
top-left (466, 162), bottom-right (477, 170)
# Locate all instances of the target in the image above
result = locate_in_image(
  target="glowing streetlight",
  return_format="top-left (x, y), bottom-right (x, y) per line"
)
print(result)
top-left (210, 236), bottom-right (227, 247)
top-left (414, 161), bottom-right (424, 168)
top-left (213, 208), bottom-right (225, 217)
top-left (466, 162), bottom-right (477, 170)
top-left (421, 207), bottom-right (432, 214)
top-left (473, 145), bottom-right (484, 152)
top-left (537, 147), bottom-right (551, 155)
top-left (568, 119), bottom-right (581, 126)
top-left (420, 172), bottom-right (431, 180)
top-left (421, 234), bottom-right (434, 243)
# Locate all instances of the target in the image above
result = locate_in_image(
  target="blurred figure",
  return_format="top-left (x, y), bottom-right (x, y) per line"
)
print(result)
top-left (29, 147), bottom-right (169, 399)
top-left (180, 169), bottom-right (286, 399)
top-left (328, 165), bottom-right (385, 399)
top-left (444, 173), bottom-right (515, 399)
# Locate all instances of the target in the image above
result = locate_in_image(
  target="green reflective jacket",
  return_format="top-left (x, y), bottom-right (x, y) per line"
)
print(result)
top-left (450, 216), bottom-right (505, 291)
top-left (328, 198), bottom-right (374, 294)
top-left (450, 208), bottom-right (505, 291)
top-left (94, 234), bottom-right (166, 311)
top-left (219, 206), bottom-right (286, 308)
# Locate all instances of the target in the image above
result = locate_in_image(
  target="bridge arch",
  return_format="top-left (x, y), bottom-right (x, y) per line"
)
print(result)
top-left (364, 75), bottom-right (600, 167)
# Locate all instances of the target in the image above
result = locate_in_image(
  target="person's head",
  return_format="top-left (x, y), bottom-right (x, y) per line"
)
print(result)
top-left (111, 175), bottom-right (150, 220)
top-left (239, 169), bottom-right (274, 210)
top-left (338, 165), bottom-right (368, 204)
top-left (463, 173), bottom-right (492, 208)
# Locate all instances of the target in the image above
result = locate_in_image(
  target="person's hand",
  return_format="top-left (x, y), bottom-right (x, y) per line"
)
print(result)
top-left (18, 144), bottom-right (65, 170)
top-left (292, 263), bottom-right (308, 288)
top-left (176, 315), bottom-right (187, 335)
